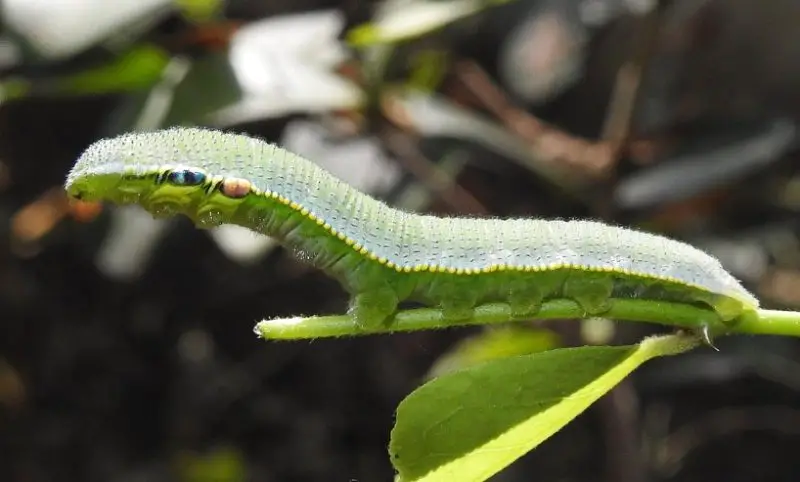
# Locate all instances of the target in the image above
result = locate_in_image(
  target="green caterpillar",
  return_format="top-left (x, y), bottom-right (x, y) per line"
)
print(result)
top-left (64, 127), bottom-right (759, 333)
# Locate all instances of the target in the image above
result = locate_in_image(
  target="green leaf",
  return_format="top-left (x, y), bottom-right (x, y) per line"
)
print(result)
top-left (162, 52), bottom-right (242, 126)
top-left (427, 326), bottom-right (559, 378)
top-left (176, 445), bottom-right (246, 482)
top-left (61, 45), bottom-right (170, 94)
top-left (0, 45), bottom-right (170, 101)
top-left (175, 0), bottom-right (224, 22)
top-left (390, 334), bottom-right (699, 482)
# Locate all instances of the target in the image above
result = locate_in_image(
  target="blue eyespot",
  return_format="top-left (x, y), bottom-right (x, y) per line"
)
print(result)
top-left (166, 169), bottom-right (206, 186)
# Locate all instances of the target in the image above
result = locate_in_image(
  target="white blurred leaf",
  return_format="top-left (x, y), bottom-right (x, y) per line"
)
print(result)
top-left (349, 0), bottom-right (504, 45)
top-left (614, 119), bottom-right (797, 209)
top-left (499, 1), bottom-right (587, 104)
top-left (211, 9), bottom-right (362, 126)
top-left (208, 225), bottom-right (276, 265)
top-left (280, 120), bottom-right (401, 193)
top-left (0, 37), bottom-right (21, 69)
top-left (2, 0), bottom-right (174, 59)
top-left (95, 205), bottom-right (172, 280)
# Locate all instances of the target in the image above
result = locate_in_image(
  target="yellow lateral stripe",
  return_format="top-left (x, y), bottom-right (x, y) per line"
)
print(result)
top-left (252, 188), bottom-right (732, 297)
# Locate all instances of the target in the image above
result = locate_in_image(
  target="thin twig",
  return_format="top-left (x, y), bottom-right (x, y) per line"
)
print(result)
top-left (598, 382), bottom-right (646, 482)
top-left (381, 126), bottom-right (490, 215)
top-left (601, 5), bottom-right (666, 159)
top-left (455, 60), bottom-right (615, 176)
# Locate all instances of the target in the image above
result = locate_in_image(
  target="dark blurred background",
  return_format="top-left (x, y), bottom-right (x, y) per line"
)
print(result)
top-left (1, 0), bottom-right (800, 480)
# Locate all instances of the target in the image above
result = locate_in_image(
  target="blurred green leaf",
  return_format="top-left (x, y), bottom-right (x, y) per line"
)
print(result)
top-left (176, 445), bottom-right (246, 482)
top-left (0, 45), bottom-right (170, 101)
top-left (427, 326), bottom-right (559, 378)
top-left (106, 51), bottom-right (242, 133)
top-left (162, 52), bottom-right (242, 126)
top-left (62, 45), bottom-right (170, 94)
top-left (390, 334), bottom-right (699, 482)
top-left (176, 0), bottom-right (224, 22)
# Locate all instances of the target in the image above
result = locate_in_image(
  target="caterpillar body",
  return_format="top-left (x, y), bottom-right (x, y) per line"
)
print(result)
top-left (65, 128), bottom-right (758, 330)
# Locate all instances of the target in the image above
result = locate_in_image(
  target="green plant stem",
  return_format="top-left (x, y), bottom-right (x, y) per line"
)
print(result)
top-left (734, 309), bottom-right (800, 337)
top-left (255, 299), bottom-right (800, 341)
top-left (255, 298), bottom-right (732, 340)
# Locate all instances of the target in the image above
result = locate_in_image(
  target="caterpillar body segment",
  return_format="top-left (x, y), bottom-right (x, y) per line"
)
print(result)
top-left (65, 128), bottom-right (759, 330)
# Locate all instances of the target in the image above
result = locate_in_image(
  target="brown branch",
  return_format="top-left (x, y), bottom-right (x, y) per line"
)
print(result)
top-left (380, 126), bottom-right (490, 215)
top-left (601, 5), bottom-right (665, 159)
top-left (454, 60), bottom-right (615, 176)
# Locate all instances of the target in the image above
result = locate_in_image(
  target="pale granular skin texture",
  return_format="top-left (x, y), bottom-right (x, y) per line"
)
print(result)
top-left (66, 127), bottom-right (759, 313)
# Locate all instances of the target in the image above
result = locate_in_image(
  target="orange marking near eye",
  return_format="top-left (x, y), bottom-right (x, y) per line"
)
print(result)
top-left (220, 178), bottom-right (252, 198)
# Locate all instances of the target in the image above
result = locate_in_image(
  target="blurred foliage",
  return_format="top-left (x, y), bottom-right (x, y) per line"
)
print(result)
top-left (175, 445), bottom-right (247, 482)
top-left (426, 325), bottom-right (559, 378)
top-left (0, 0), bottom-right (799, 481)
